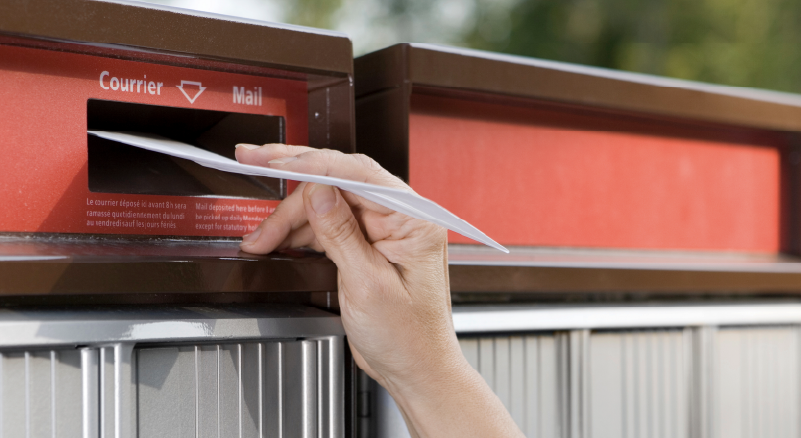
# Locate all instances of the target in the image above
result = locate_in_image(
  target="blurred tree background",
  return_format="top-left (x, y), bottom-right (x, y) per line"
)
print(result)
top-left (151, 0), bottom-right (801, 93)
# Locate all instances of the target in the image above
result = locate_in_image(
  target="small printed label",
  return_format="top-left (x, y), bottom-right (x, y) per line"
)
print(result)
top-left (233, 86), bottom-right (262, 106)
top-left (99, 71), bottom-right (163, 95)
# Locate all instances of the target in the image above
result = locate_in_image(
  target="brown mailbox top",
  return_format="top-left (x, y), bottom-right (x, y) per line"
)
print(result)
top-left (0, 0), bottom-right (353, 76)
top-left (6, 236), bottom-right (801, 298)
top-left (355, 43), bottom-right (801, 131)
top-left (447, 245), bottom-right (801, 296)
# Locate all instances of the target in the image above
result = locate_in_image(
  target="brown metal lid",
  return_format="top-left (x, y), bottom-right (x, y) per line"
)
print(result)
top-left (356, 43), bottom-right (801, 131)
top-left (0, 0), bottom-right (353, 76)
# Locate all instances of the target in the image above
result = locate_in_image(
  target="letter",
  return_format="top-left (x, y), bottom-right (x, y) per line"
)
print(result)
top-left (130, 79), bottom-right (136, 92)
top-left (157, 83), bottom-right (163, 95)
top-left (148, 81), bottom-right (156, 94)
top-left (259, 87), bottom-right (262, 105)
top-left (120, 78), bottom-right (129, 91)
top-left (246, 90), bottom-right (253, 105)
top-left (233, 86), bottom-right (245, 104)
top-left (99, 71), bottom-right (109, 90)
top-left (110, 77), bottom-right (119, 90)
top-left (137, 80), bottom-right (144, 93)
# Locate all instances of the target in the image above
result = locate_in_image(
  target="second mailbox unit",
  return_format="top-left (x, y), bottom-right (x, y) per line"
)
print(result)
top-left (356, 43), bottom-right (801, 438)
top-left (355, 43), bottom-right (801, 254)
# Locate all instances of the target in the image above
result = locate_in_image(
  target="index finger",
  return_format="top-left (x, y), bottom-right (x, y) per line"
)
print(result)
top-left (236, 144), bottom-right (412, 216)
top-left (234, 143), bottom-right (315, 167)
top-left (237, 144), bottom-right (410, 191)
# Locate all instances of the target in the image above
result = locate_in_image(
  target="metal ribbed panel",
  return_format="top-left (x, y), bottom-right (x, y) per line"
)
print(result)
top-left (0, 307), bottom-right (345, 438)
top-left (536, 335), bottom-right (561, 438)
top-left (135, 339), bottom-right (337, 438)
top-left (445, 307), bottom-right (801, 438)
top-left (82, 348), bottom-right (99, 438)
top-left (588, 330), bottom-right (689, 438)
top-left (359, 314), bottom-right (801, 438)
top-left (509, 336), bottom-right (525, 428)
top-left (99, 345), bottom-right (135, 438)
top-left (715, 327), bottom-right (800, 438)
top-left (458, 334), bottom-right (561, 438)
top-left (459, 330), bottom-right (690, 438)
top-left (283, 340), bottom-right (318, 438)
top-left (0, 349), bottom-right (84, 438)
top-left (0, 338), bottom-right (343, 437)
top-left (137, 346), bottom-right (196, 437)
top-left (318, 336), bottom-right (344, 438)
top-left (262, 343), bottom-right (282, 438)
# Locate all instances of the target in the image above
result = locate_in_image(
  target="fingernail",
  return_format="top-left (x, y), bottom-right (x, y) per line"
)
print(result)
top-left (268, 156), bottom-right (298, 166)
top-left (241, 227), bottom-right (262, 245)
top-left (235, 144), bottom-right (261, 150)
top-left (309, 184), bottom-right (336, 216)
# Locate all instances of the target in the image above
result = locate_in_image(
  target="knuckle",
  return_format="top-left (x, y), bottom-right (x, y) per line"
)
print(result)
top-left (301, 149), bottom-right (343, 165)
top-left (254, 218), bottom-right (269, 231)
top-left (404, 219), bottom-right (447, 249)
top-left (353, 154), bottom-right (380, 170)
top-left (428, 222), bottom-right (448, 242)
top-left (325, 215), bottom-right (363, 245)
top-left (327, 152), bottom-right (352, 174)
top-left (267, 202), bottom-right (290, 221)
top-left (352, 153), bottom-right (390, 179)
top-left (318, 149), bottom-right (345, 158)
top-left (352, 153), bottom-right (374, 165)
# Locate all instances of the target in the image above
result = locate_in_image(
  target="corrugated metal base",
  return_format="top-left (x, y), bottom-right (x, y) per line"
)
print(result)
top-left (0, 306), bottom-right (345, 438)
top-left (372, 306), bottom-right (801, 438)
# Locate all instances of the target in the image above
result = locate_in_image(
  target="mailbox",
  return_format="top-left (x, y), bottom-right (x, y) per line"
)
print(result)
top-left (356, 43), bottom-right (801, 438)
top-left (0, 1), bottom-right (355, 437)
top-left (0, 0), bottom-right (354, 240)
top-left (355, 43), bottom-right (801, 253)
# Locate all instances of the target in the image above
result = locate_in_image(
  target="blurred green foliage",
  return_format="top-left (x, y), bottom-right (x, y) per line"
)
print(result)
top-left (279, 0), bottom-right (801, 93)
top-left (283, 0), bottom-right (343, 30)
top-left (465, 0), bottom-right (801, 93)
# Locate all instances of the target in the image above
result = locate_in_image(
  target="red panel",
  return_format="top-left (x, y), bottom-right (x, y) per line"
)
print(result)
top-left (409, 94), bottom-right (783, 252)
top-left (0, 44), bottom-right (308, 237)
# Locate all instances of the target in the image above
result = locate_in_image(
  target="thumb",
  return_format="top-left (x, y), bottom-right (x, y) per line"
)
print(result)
top-left (303, 183), bottom-right (382, 274)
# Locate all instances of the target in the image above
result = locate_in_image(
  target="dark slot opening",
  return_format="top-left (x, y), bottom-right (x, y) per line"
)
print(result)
top-left (87, 99), bottom-right (285, 199)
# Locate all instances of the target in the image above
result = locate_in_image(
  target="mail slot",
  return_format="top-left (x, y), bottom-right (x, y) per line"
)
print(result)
top-left (0, 1), bottom-right (356, 437)
top-left (87, 100), bottom-right (286, 199)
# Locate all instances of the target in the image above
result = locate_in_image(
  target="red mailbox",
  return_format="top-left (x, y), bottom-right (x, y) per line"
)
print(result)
top-left (355, 44), bottom-right (801, 254)
top-left (0, 0), bottom-right (354, 240)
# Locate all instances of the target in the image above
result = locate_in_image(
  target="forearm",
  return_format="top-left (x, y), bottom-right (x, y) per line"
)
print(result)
top-left (383, 356), bottom-right (524, 438)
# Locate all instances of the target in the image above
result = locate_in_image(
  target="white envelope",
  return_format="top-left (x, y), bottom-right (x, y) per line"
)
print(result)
top-left (88, 131), bottom-right (509, 253)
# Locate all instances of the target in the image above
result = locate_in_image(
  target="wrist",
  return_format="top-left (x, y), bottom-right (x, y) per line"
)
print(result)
top-left (385, 359), bottom-right (501, 438)
top-left (380, 344), bottom-right (477, 412)
top-left (380, 333), bottom-right (467, 389)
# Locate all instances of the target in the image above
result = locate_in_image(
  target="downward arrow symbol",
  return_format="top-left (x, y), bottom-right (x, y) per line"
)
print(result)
top-left (176, 80), bottom-right (206, 104)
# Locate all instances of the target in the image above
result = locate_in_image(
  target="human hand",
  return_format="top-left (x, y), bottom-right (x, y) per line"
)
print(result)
top-left (235, 144), bottom-right (523, 437)
top-left (235, 143), bottom-right (459, 385)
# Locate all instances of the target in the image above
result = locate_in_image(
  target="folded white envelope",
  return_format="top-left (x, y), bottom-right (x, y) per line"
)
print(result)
top-left (88, 131), bottom-right (509, 253)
